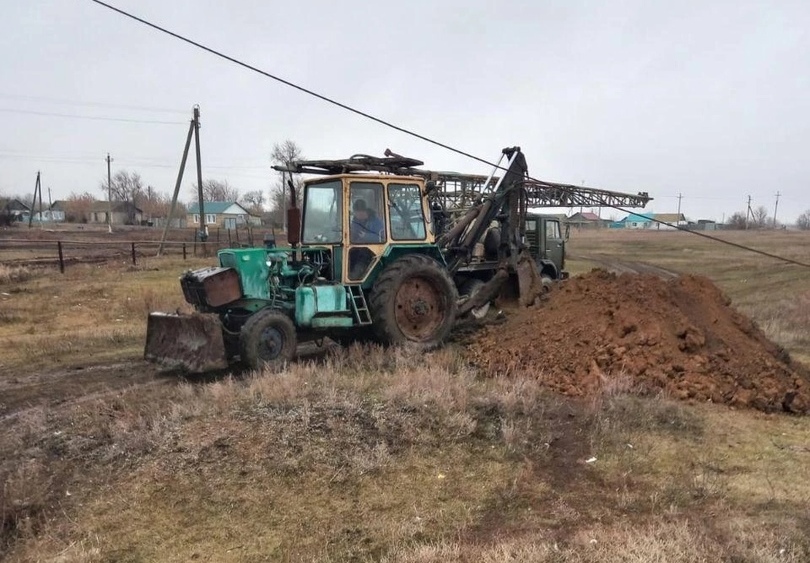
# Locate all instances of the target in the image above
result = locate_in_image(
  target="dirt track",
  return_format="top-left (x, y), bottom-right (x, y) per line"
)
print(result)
top-left (577, 254), bottom-right (680, 279)
top-left (0, 361), bottom-right (170, 421)
top-left (0, 341), bottom-right (336, 422)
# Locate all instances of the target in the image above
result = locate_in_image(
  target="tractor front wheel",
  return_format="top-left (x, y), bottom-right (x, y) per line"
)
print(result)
top-left (369, 254), bottom-right (458, 349)
top-left (239, 308), bottom-right (297, 370)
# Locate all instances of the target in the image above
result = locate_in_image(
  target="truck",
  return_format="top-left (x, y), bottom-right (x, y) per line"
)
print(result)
top-left (144, 147), bottom-right (651, 371)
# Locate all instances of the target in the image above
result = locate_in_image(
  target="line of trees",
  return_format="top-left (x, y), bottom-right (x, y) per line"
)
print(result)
top-left (726, 206), bottom-right (772, 229)
top-left (724, 206), bottom-right (810, 230)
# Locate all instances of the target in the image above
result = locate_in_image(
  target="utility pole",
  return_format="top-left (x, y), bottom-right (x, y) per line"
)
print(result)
top-left (745, 195), bottom-right (752, 230)
top-left (677, 193), bottom-right (683, 224)
top-left (193, 105), bottom-right (207, 243)
top-left (28, 171), bottom-right (42, 229)
top-left (157, 109), bottom-right (196, 256)
top-left (773, 191), bottom-right (781, 229)
top-left (106, 153), bottom-right (114, 233)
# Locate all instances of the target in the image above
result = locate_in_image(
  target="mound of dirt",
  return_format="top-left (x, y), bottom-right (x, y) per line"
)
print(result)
top-left (467, 270), bottom-right (810, 414)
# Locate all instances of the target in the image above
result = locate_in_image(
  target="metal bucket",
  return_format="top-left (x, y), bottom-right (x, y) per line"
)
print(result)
top-left (144, 312), bottom-right (229, 372)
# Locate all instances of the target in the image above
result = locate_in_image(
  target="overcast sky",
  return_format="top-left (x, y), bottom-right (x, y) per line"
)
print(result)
top-left (1, 0), bottom-right (808, 222)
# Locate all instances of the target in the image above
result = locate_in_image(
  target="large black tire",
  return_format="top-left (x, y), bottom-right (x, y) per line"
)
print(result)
top-left (369, 254), bottom-right (458, 349)
top-left (239, 308), bottom-right (297, 370)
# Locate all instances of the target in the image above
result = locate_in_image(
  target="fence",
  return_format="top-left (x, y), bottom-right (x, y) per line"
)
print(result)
top-left (0, 238), bottom-right (263, 274)
top-left (0, 224), bottom-right (288, 273)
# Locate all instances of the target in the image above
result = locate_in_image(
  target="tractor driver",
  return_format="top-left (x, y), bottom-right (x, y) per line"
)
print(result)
top-left (350, 198), bottom-right (385, 243)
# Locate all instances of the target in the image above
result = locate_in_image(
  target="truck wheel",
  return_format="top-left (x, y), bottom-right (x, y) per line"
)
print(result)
top-left (460, 278), bottom-right (491, 320)
top-left (240, 308), bottom-right (297, 370)
top-left (369, 254), bottom-right (458, 349)
top-left (541, 274), bottom-right (554, 293)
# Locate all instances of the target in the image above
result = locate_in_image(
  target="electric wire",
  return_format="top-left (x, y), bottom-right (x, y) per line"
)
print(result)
top-left (0, 107), bottom-right (185, 124)
top-left (0, 93), bottom-right (186, 115)
top-left (87, 0), bottom-right (500, 170)
top-left (88, 0), bottom-right (810, 269)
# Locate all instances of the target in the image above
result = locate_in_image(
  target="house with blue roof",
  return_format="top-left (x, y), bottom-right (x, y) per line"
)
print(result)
top-left (186, 201), bottom-right (260, 229)
top-left (624, 212), bottom-right (653, 229)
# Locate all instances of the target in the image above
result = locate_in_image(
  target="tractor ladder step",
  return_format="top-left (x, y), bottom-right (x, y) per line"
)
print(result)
top-left (348, 285), bottom-right (373, 326)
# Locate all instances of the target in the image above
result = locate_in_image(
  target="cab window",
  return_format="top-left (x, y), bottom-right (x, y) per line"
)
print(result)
top-left (350, 182), bottom-right (386, 244)
top-left (302, 180), bottom-right (342, 244)
top-left (388, 183), bottom-right (427, 240)
top-left (546, 220), bottom-right (561, 239)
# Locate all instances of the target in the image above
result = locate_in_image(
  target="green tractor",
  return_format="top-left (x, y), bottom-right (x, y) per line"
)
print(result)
top-left (144, 147), bottom-right (649, 371)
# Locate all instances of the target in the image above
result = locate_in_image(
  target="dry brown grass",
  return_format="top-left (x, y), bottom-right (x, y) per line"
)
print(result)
top-left (0, 264), bottom-right (32, 285)
top-left (0, 256), bottom-right (208, 374)
top-left (2, 230), bottom-right (810, 560)
top-left (3, 343), bottom-right (809, 561)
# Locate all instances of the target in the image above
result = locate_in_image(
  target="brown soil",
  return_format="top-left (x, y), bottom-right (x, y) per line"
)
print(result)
top-left (467, 270), bottom-right (810, 414)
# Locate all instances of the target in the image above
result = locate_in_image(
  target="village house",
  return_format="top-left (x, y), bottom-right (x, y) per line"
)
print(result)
top-left (567, 211), bottom-right (607, 229)
top-left (82, 201), bottom-right (143, 225)
top-left (0, 198), bottom-right (30, 223)
top-left (186, 202), bottom-right (261, 229)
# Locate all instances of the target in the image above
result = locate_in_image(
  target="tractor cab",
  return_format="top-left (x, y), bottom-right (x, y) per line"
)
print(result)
top-left (299, 175), bottom-right (435, 287)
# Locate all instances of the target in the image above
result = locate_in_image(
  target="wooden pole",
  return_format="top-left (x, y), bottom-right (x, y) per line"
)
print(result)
top-left (57, 241), bottom-right (64, 273)
top-left (193, 105), bottom-right (207, 257)
top-left (157, 117), bottom-right (195, 256)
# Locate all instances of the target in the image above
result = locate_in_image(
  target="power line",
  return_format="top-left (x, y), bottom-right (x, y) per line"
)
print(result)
top-left (88, 0), bottom-right (810, 270)
top-left (0, 93), bottom-right (186, 115)
top-left (87, 0), bottom-right (501, 170)
top-left (607, 205), bottom-right (810, 268)
top-left (0, 149), bottom-right (270, 168)
top-left (0, 107), bottom-right (185, 124)
top-left (0, 151), bottom-right (271, 175)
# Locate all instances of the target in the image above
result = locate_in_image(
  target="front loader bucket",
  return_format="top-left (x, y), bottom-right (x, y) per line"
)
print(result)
top-left (144, 312), bottom-right (228, 372)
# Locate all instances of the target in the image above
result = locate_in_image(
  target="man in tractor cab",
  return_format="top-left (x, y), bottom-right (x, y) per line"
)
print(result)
top-left (350, 198), bottom-right (385, 243)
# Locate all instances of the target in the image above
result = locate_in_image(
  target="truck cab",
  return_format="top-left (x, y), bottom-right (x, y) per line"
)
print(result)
top-left (525, 213), bottom-right (567, 280)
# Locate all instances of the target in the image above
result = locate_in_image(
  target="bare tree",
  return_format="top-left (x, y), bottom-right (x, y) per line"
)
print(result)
top-left (189, 179), bottom-right (240, 202)
top-left (64, 191), bottom-right (95, 223)
top-left (240, 190), bottom-right (266, 215)
top-left (99, 170), bottom-right (144, 224)
top-left (139, 186), bottom-right (186, 220)
top-left (752, 205), bottom-right (769, 229)
top-left (269, 140), bottom-right (304, 229)
top-left (726, 211), bottom-right (748, 229)
top-left (797, 210), bottom-right (810, 230)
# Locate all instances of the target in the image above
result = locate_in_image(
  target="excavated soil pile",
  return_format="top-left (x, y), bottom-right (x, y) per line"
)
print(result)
top-left (467, 270), bottom-right (810, 413)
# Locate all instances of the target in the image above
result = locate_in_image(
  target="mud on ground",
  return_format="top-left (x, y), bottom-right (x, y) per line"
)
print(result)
top-left (467, 270), bottom-right (810, 414)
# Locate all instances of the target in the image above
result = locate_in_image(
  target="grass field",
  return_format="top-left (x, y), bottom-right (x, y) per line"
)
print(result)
top-left (1, 228), bottom-right (809, 561)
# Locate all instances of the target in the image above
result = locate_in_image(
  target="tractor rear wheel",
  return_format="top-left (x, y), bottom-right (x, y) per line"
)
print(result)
top-left (369, 254), bottom-right (458, 349)
top-left (239, 308), bottom-right (297, 370)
